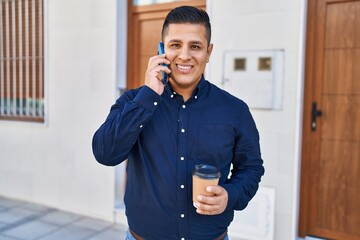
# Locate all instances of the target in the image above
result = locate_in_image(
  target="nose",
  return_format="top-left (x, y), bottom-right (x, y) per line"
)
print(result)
top-left (178, 46), bottom-right (191, 61)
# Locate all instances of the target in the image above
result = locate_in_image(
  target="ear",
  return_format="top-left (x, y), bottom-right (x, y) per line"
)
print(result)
top-left (206, 43), bottom-right (214, 63)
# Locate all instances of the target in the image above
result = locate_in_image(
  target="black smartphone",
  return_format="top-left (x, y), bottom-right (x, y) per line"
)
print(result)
top-left (157, 41), bottom-right (168, 84)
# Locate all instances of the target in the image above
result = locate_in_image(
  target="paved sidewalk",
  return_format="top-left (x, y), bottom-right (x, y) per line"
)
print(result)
top-left (0, 196), bottom-right (126, 240)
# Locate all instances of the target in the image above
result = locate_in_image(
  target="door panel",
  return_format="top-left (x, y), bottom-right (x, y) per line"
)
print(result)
top-left (322, 96), bottom-right (360, 140)
top-left (323, 50), bottom-right (353, 94)
top-left (300, 0), bottom-right (360, 239)
top-left (325, 2), bottom-right (358, 48)
top-left (354, 50), bottom-right (360, 93)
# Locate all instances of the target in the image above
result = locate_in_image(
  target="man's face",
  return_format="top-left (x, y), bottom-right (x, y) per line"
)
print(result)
top-left (164, 23), bottom-right (213, 90)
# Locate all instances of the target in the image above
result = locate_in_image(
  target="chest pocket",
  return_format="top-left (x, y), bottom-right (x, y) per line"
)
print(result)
top-left (196, 124), bottom-right (235, 167)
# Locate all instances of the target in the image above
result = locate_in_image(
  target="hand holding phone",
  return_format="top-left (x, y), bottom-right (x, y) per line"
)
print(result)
top-left (158, 41), bottom-right (168, 85)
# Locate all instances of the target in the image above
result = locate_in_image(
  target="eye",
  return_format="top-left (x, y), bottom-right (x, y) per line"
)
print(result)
top-left (191, 45), bottom-right (201, 50)
top-left (170, 43), bottom-right (181, 48)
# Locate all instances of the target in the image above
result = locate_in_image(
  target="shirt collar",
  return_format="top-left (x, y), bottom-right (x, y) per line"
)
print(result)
top-left (164, 75), bottom-right (207, 100)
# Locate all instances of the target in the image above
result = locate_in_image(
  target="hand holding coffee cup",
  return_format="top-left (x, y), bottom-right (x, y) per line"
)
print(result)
top-left (193, 164), bottom-right (228, 215)
top-left (192, 164), bottom-right (221, 202)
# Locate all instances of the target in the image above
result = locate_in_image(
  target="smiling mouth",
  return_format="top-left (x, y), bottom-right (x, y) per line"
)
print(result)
top-left (176, 64), bottom-right (193, 70)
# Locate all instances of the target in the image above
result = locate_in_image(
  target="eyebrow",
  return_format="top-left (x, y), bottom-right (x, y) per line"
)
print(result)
top-left (168, 39), bottom-right (204, 45)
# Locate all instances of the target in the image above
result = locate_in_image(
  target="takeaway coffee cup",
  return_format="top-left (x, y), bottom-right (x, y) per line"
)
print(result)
top-left (192, 164), bottom-right (221, 203)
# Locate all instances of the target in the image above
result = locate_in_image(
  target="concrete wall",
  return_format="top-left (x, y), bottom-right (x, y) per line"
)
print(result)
top-left (206, 0), bottom-right (306, 239)
top-left (0, 0), bottom-right (118, 221)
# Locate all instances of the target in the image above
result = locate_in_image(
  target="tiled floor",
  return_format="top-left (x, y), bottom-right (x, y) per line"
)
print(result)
top-left (3, 196), bottom-right (324, 240)
top-left (0, 196), bottom-right (127, 240)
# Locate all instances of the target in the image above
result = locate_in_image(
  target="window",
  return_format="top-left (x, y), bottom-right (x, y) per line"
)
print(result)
top-left (0, 0), bottom-right (44, 122)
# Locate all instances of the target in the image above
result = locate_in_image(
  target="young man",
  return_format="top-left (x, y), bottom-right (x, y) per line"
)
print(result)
top-left (92, 6), bottom-right (264, 240)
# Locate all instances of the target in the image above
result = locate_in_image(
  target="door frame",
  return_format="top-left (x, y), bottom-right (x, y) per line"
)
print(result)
top-left (299, 0), bottom-right (318, 236)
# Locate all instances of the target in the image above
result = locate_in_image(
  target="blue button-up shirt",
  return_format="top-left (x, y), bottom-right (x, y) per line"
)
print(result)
top-left (92, 77), bottom-right (264, 240)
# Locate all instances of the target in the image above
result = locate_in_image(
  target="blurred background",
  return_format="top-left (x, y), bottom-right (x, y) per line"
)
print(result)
top-left (0, 0), bottom-right (359, 240)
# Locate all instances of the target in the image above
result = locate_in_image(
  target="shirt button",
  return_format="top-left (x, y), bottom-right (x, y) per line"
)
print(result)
top-left (181, 238), bottom-right (185, 240)
top-left (182, 105), bottom-right (186, 108)
top-left (195, 96), bottom-right (198, 99)
top-left (140, 125), bottom-right (143, 128)
top-left (181, 129), bottom-right (185, 133)
top-left (154, 102), bottom-right (158, 106)
top-left (180, 185), bottom-right (184, 189)
top-left (181, 214), bottom-right (185, 218)
top-left (171, 94), bottom-right (174, 98)
top-left (180, 157), bottom-right (184, 161)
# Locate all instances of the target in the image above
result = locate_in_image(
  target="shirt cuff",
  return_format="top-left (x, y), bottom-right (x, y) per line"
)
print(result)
top-left (133, 85), bottom-right (162, 112)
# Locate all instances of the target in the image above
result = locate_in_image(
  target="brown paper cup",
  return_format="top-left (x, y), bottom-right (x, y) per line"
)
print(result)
top-left (192, 164), bottom-right (221, 203)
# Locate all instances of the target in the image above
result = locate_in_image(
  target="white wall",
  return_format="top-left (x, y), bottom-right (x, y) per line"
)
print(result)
top-left (207, 0), bottom-right (305, 239)
top-left (0, 0), bottom-right (117, 221)
top-left (0, 0), bottom-right (307, 238)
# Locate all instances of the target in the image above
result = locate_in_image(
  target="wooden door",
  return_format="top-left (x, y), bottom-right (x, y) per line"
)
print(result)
top-left (299, 0), bottom-right (360, 239)
top-left (127, 0), bottom-right (206, 90)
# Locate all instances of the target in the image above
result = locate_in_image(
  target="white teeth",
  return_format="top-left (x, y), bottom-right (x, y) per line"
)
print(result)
top-left (177, 65), bottom-right (192, 70)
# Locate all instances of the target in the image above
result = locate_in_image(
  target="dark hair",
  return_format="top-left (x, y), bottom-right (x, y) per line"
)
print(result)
top-left (162, 6), bottom-right (211, 45)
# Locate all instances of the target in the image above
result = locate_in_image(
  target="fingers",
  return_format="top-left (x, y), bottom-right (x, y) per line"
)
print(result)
top-left (194, 186), bottom-right (228, 215)
top-left (148, 54), bottom-right (170, 68)
top-left (194, 198), bottom-right (221, 215)
top-left (145, 54), bottom-right (171, 95)
top-left (147, 54), bottom-right (171, 75)
top-left (145, 54), bottom-right (171, 79)
top-left (205, 186), bottom-right (223, 195)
